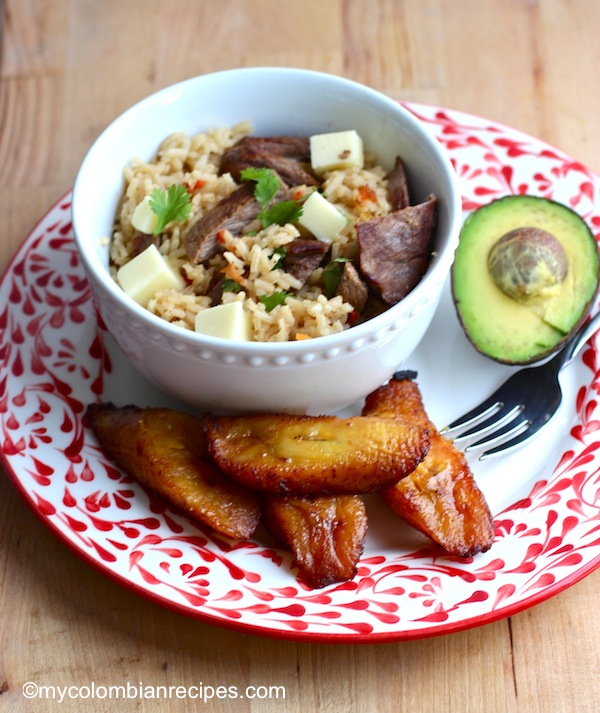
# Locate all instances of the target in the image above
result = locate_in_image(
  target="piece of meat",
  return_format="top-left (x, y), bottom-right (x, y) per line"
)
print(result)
top-left (130, 231), bottom-right (159, 257)
top-left (220, 136), bottom-right (318, 187)
top-left (204, 412), bottom-right (430, 496)
top-left (184, 182), bottom-right (261, 263)
top-left (282, 238), bottom-right (328, 284)
top-left (335, 261), bottom-right (368, 312)
top-left (357, 194), bottom-right (437, 304)
top-left (356, 293), bottom-right (388, 324)
top-left (262, 494), bottom-right (368, 588)
top-left (86, 403), bottom-right (261, 540)
top-left (362, 375), bottom-right (495, 557)
top-left (386, 155), bottom-right (410, 211)
top-left (207, 276), bottom-right (226, 306)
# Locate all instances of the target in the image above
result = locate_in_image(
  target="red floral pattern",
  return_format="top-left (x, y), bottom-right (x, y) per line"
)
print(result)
top-left (2, 103), bottom-right (600, 642)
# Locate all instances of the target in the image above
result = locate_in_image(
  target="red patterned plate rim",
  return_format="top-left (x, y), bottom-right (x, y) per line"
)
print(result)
top-left (2, 102), bottom-right (600, 643)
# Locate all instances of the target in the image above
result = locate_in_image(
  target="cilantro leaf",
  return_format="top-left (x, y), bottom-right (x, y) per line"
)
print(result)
top-left (240, 167), bottom-right (303, 228)
top-left (221, 278), bottom-right (242, 293)
top-left (149, 184), bottom-right (192, 235)
top-left (322, 258), bottom-right (350, 298)
top-left (259, 291), bottom-right (290, 312)
top-left (262, 200), bottom-right (303, 228)
top-left (240, 167), bottom-right (281, 209)
top-left (271, 246), bottom-right (287, 270)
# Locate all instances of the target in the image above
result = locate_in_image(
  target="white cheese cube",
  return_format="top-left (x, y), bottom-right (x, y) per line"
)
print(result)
top-left (131, 195), bottom-right (159, 234)
top-left (298, 191), bottom-right (348, 243)
top-left (310, 130), bottom-right (364, 174)
top-left (194, 301), bottom-right (251, 341)
top-left (116, 244), bottom-right (184, 307)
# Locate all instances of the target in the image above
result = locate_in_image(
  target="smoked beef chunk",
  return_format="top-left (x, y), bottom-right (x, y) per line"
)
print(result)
top-left (185, 175), bottom-right (293, 263)
top-left (184, 183), bottom-right (262, 263)
top-left (207, 277), bottom-right (226, 306)
top-left (220, 136), bottom-right (318, 187)
top-left (282, 238), bottom-right (328, 285)
top-left (335, 261), bottom-right (368, 313)
top-left (357, 194), bottom-right (437, 305)
top-left (130, 231), bottom-right (160, 257)
top-left (386, 156), bottom-right (410, 211)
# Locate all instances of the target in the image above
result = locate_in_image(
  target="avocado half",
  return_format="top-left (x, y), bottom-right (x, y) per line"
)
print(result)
top-left (451, 195), bottom-right (600, 364)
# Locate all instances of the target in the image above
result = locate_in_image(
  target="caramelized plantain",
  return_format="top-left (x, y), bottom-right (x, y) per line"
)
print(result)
top-left (204, 413), bottom-right (430, 496)
top-left (262, 494), bottom-right (367, 588)
top-left (87, 404), bottom-right (260, 539)
top-left (362, 376), bottom-right (495, 557)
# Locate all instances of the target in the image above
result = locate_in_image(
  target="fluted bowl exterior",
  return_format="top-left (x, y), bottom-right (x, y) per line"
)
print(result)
top-left (72, 68), bottom-right (461, 413)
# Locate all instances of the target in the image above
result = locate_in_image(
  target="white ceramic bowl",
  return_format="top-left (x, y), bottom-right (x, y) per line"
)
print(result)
top-left (72, 68), bottom-right (462, 414)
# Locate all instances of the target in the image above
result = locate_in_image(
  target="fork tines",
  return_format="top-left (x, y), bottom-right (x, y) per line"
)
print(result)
top-left (444, 401), bottom-right (531, 456)
top-left (442, 376), bottom-right (539, 459)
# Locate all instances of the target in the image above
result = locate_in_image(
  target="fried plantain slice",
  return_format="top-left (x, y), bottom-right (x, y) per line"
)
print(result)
top-left (87, 403), bottom-right (260, 540)
top-left (362, 376), bottom-right (495, 557)
top-left (262, 494), bottom-right (367, 588)
top-left (204, 413), bottom-right (430, 496)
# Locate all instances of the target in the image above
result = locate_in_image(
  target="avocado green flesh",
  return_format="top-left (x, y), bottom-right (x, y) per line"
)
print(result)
top-left (452, 195), bottom-right (599, 364)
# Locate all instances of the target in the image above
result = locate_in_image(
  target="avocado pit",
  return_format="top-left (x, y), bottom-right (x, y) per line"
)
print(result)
top-left (488, 227), bottom-right (568, 302)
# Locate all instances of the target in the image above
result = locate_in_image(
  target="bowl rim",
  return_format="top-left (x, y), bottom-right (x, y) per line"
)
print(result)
top-left (72, 67), bottom-right (462, 355)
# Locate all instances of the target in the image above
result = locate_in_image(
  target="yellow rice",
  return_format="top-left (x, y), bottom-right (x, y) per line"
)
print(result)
top-left (110, 122), bottom-right (391, 342)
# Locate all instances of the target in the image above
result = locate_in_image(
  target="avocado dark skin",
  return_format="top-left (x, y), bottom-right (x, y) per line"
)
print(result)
top-left (451, 195), bottom-right (600, 364)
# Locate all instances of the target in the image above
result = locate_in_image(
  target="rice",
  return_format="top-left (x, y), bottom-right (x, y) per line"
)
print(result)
top-left (110, 123), bottom-right (392, 342)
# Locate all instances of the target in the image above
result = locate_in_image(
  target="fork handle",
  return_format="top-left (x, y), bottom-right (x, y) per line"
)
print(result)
top-left (560, 310), bottom-right (600, 370)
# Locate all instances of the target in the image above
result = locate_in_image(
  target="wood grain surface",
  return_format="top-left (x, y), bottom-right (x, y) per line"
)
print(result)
top-left (2, 1), bottom-right (599, 711)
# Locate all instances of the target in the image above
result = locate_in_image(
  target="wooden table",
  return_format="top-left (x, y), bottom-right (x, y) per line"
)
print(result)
top-left (2, 1), bottom-right (599, 711)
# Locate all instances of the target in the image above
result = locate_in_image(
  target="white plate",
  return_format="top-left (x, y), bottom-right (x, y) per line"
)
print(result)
top-left (2, 103), bottom-right (600, 642)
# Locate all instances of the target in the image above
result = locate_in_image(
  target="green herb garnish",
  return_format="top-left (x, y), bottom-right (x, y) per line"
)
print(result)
top-left (149, 184), bottom-right (192, 235)
top-left (262, 200), bottom-right (303, 227)
top-left (241, 167), bottom-right (281, 206)
top-left (259, 291), bottom-right (291, 312)
top-left (221, 278), bottom-right (242, 293)
top-left (271, 246), bottom-right (287, 270)
top-left (322, 258), bottom-right (350, 297)
top-left (240, 167), bottom-right (303, 227)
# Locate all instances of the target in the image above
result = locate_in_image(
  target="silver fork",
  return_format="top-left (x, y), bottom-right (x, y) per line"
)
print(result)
top-left (443, 310), bottom-right (600, 459)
